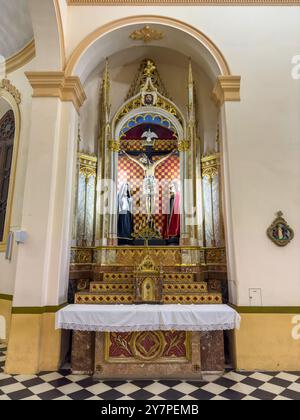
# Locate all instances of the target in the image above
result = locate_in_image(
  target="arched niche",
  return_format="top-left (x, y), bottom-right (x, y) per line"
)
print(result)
top-left (113, 107), bottom-right (185, 143)
top-left (0, 80), bottom-right (21, 252)
top-left (69, 17), bottom-right (239, 303)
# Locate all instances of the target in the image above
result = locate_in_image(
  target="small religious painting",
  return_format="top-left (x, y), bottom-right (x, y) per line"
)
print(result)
top-left (144, 93), bottom-right (154, 105)
top-left (267, 211), bottom-right (294, 247)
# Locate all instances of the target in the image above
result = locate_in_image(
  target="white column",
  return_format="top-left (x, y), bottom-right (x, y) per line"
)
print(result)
top-left (12, 98), bottom-right (78, 307)
top-left (219, 103), bottom-right (238, 305)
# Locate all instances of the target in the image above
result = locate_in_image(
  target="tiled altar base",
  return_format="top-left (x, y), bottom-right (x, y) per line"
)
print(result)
top-left (1, 344), bottom-right (300, 400)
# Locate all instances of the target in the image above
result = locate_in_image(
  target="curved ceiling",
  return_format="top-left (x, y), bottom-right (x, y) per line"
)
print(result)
top-left (0, 0), bottom-right (34, 59)
top-left (72, 23), bottom-right (226, 84)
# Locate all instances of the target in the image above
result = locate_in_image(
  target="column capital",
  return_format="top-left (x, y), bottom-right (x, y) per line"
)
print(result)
top-left (25, 71), bottom-right (87, 113)
top-left (212, 76), bottom-right (241, 107)
top-left (201, 153), bottom-right (221, 181)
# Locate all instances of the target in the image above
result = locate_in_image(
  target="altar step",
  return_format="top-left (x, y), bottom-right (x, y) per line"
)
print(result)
top-left (102, 273), bottom-right (195, 282)
top-left (75, 291), bottom-right (222, 305)
top-left (90, 282), bottom-right (208, 293)
top-left (76, 276), bottom-right (222, 305)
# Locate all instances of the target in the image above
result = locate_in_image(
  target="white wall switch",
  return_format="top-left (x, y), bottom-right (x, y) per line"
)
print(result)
top-left (249, 288), bottom-right (262, 306)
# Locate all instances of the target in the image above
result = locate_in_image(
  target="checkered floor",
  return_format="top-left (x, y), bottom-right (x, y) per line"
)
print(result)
top-left (1, 343), bottom-right (300, 400)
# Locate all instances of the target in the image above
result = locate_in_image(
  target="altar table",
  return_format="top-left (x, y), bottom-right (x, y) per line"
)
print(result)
top-left (56, 304), bottom-right (240, 379)
top-left (56, 304), bottom-right (241, 332)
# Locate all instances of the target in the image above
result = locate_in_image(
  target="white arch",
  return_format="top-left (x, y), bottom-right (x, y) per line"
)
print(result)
top-left (27, 0), bottom-right (63, 70)
top-left (65, 15), bottom-right (231, 84)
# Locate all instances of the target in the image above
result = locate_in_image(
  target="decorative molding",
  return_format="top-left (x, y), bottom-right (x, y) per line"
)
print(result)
top-left (5, 40), bottom-right (36, 75)
top-left (25, 72), bottom-right (87, 113)
top-left (212, 76), bottom-right (241, 106)
top-left (130, 26), bottom-right (164, 43)
top-left (67, 0), bottom-right (300, 4)
top-left (0, 79), bottom-right (21, 105)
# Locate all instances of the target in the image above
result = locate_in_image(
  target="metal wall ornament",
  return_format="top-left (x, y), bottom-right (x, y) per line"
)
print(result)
top-left (130, 26), bottom-right (164, 44)
top-left (267, 211), bottom-right (294, 247)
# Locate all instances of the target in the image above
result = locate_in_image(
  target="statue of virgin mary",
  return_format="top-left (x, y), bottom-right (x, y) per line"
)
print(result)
top-left (117, 183), bottom-right (134, 242)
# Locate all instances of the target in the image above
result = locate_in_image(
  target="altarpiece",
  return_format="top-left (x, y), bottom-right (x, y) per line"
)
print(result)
top-left (67, 59), bottom-right (231, 379)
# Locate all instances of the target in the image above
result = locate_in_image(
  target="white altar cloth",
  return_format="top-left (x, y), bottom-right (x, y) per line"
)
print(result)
top-left (56, 304), bottom-right (241, 333)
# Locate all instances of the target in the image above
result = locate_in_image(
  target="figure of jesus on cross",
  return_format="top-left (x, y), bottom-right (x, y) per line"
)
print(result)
top-left (121, 149), bottom-right (177, 220)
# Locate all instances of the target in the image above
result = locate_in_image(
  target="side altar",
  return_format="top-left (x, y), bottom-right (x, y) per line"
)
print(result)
top-left (62, 59), bottom-right (239, 380)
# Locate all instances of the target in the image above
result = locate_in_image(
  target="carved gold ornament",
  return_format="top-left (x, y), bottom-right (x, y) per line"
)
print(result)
top-left (130, 26), bottom-right (164, 43)
top-left (131, 331), bottom-right (165, 361)
top-left (0, 79), bottom-right (21, 104)
top-left (108, 140), bottom-right (121, 152)
top-left (78, 153), bottom-right (97, 179)
top-left (178, 140), bottom-right (190, 152)
top-left (137, 255), bottom-right (158, 272)
top-left (267, 211), bottom-right (294, 247)
top-left (125, 59), bottom-right (170, 101)
top-left (132, 221), bottom-right (161, 244)
top-left (201, 153), bottom-right (221, 181)
top-left (70, 245), bottom-right (227, 268)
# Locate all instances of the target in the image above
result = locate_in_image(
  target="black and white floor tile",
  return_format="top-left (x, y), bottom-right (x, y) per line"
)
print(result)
top-left (1, 343), bottom-right (300, 400)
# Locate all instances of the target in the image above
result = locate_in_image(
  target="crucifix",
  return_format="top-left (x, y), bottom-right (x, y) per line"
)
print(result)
top-left (121, 150), bottom-right (176, 219)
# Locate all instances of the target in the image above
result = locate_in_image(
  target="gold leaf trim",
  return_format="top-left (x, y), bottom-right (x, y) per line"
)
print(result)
top-left (5, 40), bottom-right (36, 75)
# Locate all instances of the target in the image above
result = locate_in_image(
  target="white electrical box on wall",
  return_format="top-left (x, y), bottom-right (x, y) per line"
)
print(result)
top-left (249, 288), bottom-right (262, 306)
top-left (14, 230), bottom-right (28, 244)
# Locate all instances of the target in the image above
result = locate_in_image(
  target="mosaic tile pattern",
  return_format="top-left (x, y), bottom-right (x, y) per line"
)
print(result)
top-left (1, 343), bottom-right (300, 400)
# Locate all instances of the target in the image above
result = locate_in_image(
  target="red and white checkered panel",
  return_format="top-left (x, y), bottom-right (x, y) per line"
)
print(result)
top-left (118, 155), bottom-right (180, 234)
top-left (118, 156), bottom-right (146, 233)
top-left (154, 155), bottom-right (180, 232)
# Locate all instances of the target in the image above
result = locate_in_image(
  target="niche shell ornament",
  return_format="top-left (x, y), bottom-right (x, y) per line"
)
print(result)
top-left (267, 211), bottom-right (294, 247)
